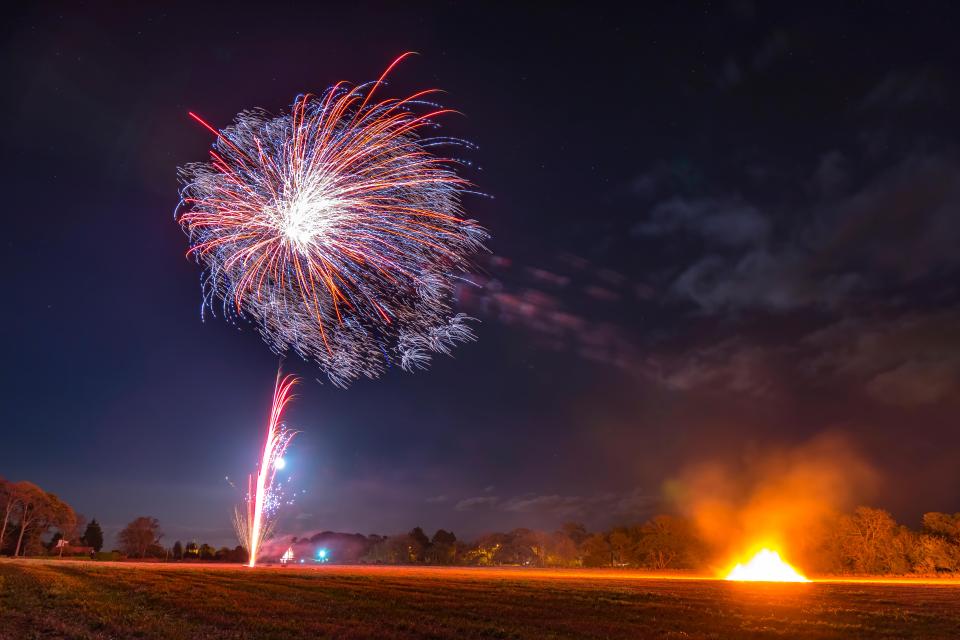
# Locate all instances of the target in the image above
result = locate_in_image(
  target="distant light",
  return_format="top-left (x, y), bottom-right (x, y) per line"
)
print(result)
top-left (317, 548), bottom-right (328, 560)
top-left (274, 457), bottom-right (286, 470)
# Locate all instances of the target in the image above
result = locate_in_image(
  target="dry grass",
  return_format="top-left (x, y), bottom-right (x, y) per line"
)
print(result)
top-left (2, 560), bottom-right (959, 639)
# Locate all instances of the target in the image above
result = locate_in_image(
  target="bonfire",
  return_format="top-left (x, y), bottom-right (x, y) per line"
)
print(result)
top-left (725, 548), bottom-right (809, 582)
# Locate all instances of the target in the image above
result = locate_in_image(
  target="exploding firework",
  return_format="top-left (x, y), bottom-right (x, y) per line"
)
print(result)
top-left (234, 373), bottom-right (299, 567)
top-left (177, 53), bottom-right (488, 386)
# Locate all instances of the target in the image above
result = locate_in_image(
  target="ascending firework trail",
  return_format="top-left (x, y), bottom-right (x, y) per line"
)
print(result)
top-left (232, 372), bottom-right (298, 567)
top-left (177, 55), bottom-right (487, 566)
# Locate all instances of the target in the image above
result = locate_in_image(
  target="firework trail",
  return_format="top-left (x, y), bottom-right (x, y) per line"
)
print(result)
top-left (178, 53), bottom-right (488, 386)
top-left (234, 372), bottom-right (298, 567)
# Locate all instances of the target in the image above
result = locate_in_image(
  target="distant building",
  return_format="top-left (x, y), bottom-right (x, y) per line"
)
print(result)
top-left (55, 539), bottom-right (94, 556)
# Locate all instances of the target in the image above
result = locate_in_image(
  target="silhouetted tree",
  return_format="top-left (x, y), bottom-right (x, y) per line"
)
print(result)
top-left (428, 529), bottom-right (457, 564)
top-left (0, 478), bottom-right (16, 554)
top-left (496, 529), bottom-right (541, 565)
top-left (545, 530), bottom-right (579, 566)
top-left (408, 527), bottom-right (430, 562)
top-left (117, 517), bottom-right (162, 558)
top-left (82, 519), bottom-right (104, 552)
top-left (581, 533), bottom-right (612, 567)
top-left (172, 540), bottom-right (183, 559)
top-left (561, 522), bottom-right (590, 547)
top-left (634, 515), bottom-right (704, 569)
top-left (12, 483), bottom-right (46, 556)
top-left (231, 545), bottom-right (248, 563)
top-left (608, 528), bottom-right (632, 566)
top-left (11, 484), bottom-right (75, 557)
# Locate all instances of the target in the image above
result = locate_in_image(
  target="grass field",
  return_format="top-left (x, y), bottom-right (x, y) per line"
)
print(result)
top-left (2, 560), bottom-right (959, 639)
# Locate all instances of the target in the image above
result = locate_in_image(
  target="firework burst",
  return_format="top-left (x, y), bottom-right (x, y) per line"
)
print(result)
top-left (178, 54), bottom-right (488, 386)
top-left (234, 372), bottom-right (299, 567)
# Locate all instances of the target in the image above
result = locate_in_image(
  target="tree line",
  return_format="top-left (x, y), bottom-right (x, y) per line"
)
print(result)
top-left (0, 479), bottom-right (240, 562)
top-left (4, 477), bottom-right (959, 574)
top-left (91, 514), bottom-right (249, 563)
top-left (277, 507), bottom-right (960, 575)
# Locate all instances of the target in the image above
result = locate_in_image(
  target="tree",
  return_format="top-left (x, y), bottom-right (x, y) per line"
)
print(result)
top-left (0, 482), bottom-right (77, 557)
top-left (545, 530), bottom-right (579, 566)
top-left (561, 522), bottom-right (590, 547)
top-left (172, 540), bottom-right (183, 560)
top-left (48, 494), bottom-right (79, 550)
top-left (465, 532), bottom-right (508, 566)
top-left (82, 519), bottom-right (104, 552)
top-left (428, 529), bottom-right (457, 564)
top-left (835, 507), bottom-right (914, 574)
top-left (0, 479), bottom-right (19, 554)
top-left (914, 512), bottom-right (960, 573)
top-left (497, 528), bottom-right (542, 566)
top-left (199, 543), bottom-right (215, 560)
top-left (633, 515), bottom-right (704, 570)
top-left (581, 533), bottom-right (612, 567)
top-left (914, 534), bottom-right (960, 573)
top-left (408, 527), bottom-right (430, 562)
top-left (13, 483), bottom-right (50, 556)
top-left (922, 512), bottom-right (960, 542)
top-left (117, 517), bottom-right (162, 558)
top-left (607, 528), bottom-right (632, 566)
top-left (229, 545), bottom-right (248, 563)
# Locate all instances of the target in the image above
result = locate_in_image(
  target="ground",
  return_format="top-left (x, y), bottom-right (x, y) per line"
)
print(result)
top-left (1, 560), bottom-right (959, 639)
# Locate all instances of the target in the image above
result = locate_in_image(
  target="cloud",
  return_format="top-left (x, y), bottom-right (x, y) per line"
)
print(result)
top-left (615, 488), bottom-right (660, 516)
top-left (425, 495), bottom-right (448, 504)
top-left (671, 250), bottom-right (860, 313)
top-left (635, 197), bottom-right (770, 247)
top-left (459, 255), bottom-right (641, 373)
top-left (645, 152), bottom-right (960, 315)
top-left (809, 150), bottom-right (849, 198)
top-left (501, 494), bottom-right (591, 517)
top-left (820, 154), bottom-right (960, 282)
top-left (647, 305), bottom-right (960, 406)
top-left (864, 359), bottom-right (957, 407)
top-left (454, 496), bottom-right (500, 511)
top-left (452, 489), bottom-right (659, 523)
top-left (654, 337), bottom-right (779, 397)
top-left (861, 69), bottom-right (945, 110)
top-left (802, 309), bottom-right (960, 406)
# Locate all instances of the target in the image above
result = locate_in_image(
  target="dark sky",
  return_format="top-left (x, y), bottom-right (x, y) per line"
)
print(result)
top-left (3, 2), bottom-right (959, 548)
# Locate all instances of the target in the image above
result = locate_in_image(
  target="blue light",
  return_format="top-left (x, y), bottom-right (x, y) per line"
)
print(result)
top-left (317, 548), bottom-right (328, 561)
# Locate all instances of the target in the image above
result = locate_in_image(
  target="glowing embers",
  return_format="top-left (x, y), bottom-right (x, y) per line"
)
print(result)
top-left (725, 548), bottom-right (809, 582)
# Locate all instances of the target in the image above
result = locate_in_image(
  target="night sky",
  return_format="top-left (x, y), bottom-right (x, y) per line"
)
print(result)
top-left (3, 2), bottom-right (959, 548)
